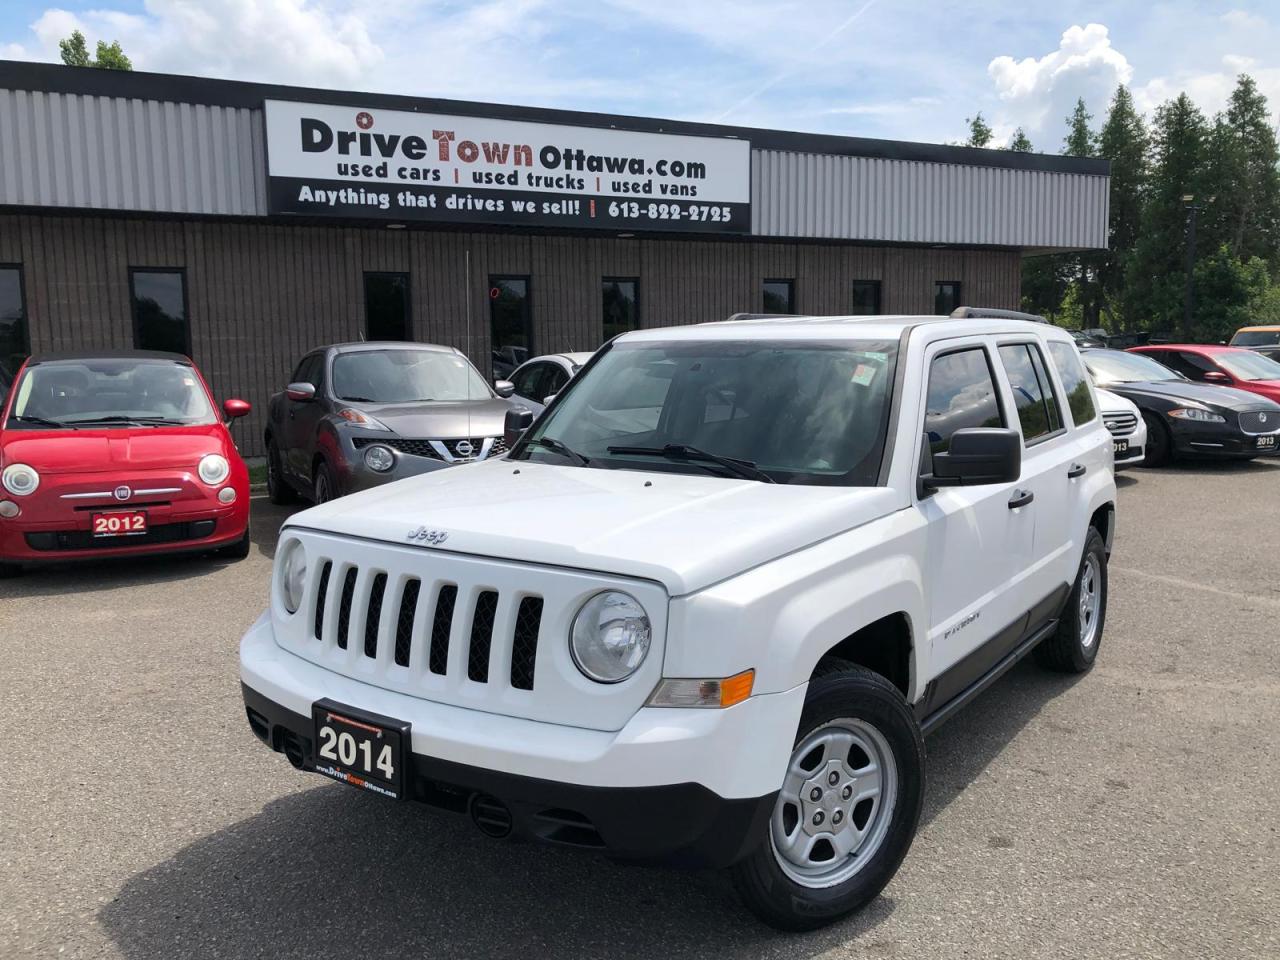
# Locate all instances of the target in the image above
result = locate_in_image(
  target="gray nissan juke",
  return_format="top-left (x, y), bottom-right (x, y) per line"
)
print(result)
top-left (264, 342), bottom-right (523, 504)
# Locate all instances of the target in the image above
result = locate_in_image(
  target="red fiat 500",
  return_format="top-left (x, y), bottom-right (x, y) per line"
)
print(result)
top-left (0, 351), bottom-right (252, 576)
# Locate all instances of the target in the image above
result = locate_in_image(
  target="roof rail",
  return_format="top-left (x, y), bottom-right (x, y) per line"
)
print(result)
top-left (950, 306), bottom-right (1049, 324)
top-left (724, 312), bottom-right (799, 322)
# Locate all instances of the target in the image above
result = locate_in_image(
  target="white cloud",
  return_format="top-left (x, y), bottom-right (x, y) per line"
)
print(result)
top-left (986, 23), bottom-right (1133, 142)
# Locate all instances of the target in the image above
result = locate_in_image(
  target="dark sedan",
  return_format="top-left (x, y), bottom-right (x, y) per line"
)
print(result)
top-left (1080, 348), bottom-right (1280, 466)
top-left (264, 342), bottom-right (520, 503)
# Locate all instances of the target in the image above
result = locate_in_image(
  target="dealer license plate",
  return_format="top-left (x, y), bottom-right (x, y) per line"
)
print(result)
top-left (91, 511), bottom-right (148, 537)
top-left (311, 700), bottom-right (409, 800)
top-left (1257, 435), bottom-right (1277, 450)
top-left (1112, 439), bottom-right (1129, 456)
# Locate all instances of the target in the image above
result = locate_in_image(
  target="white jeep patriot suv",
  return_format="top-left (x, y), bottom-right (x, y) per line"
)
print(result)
top-left (241, 313), bottom-right (1116, 930)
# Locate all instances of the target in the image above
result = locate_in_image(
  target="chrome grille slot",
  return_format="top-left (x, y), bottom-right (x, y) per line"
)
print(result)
top-left (429, 584), bottom-right (457, 675)
top-left (365, 573), bottom-right (388, 659)
top-left (468, 591), bottom-right (499, 682)
top-left (1103, 412), bottom-right (1137, 437)
top-left (394, 579), bottom-right (420, 667)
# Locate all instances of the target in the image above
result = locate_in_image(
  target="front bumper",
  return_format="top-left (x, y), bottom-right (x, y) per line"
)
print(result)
top-left (240, 612), bottom-right (801, 866)
top-left (334, 433), bottom-right (508, 496)
top-left (1168, 418), bottom-right (1280, 458)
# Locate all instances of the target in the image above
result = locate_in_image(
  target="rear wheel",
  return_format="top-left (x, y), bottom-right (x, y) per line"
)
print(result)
top-left (265, 438), bottom-right (296, 505)
top-left (1036, 527), bottom-right (1107, 673)
top-left (1141, 413), bottom-right (1171, 467)
top-left (730, 664), bottom-right (924, 931)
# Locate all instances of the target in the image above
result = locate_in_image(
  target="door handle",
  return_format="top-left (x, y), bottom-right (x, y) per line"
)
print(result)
top-left (1067, 462), bottom-right (1087, 479)
top-left (1008, 489), bottom-right (1035, 509)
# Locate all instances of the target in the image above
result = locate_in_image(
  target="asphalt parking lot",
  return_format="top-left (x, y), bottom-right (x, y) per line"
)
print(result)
top-left (2, 461), bottom-right (1278, 959)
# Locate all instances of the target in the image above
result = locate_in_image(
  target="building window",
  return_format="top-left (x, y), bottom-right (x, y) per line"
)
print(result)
top-left (0, 265), bottom-right (29, 380)
top-left (934, 281), bottom-right (962, 316)
top-left (851, 280), bottom-right (881, 315)
top-left (603, 278), bottom-right (639, 341)
top-left (130, 269), bottom-right (190, 356)
top-left (490, 276), bottom-right (532, 381)
top-left (364, 272), bottom-right (411, 341)
top-left (762, 280), bottom-right (795, 314)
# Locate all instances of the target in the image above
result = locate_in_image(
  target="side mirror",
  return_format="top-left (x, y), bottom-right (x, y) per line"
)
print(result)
top-left (222, 398), bottom-right (251, 420)
top-left (286, 382), bottom-right (316, 402)
top-left (925, 428), bottom-right (1022, 488)
top-left (542, 394), bottom-right (558, 405)
top-left (494, 379), bottom-right (515, 398)
top-left (504, 406), bottom-right (535, 449)
top-left (1202, 370), bottom-right (1230, 383)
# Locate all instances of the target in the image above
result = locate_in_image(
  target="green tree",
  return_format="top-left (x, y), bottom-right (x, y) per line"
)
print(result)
top-left (1063, 98), bottom-right (1097, 157)
top-left (58, 29), bottom-right (132, 70)
top-left (1217, 75), bottom-right (1280, 262)
top-left (1188, 246), bottom-right (1271, 342)
top-left (1125, 93), bottom-right (1209, 331)
top-left (964, 112), bottom-right (993, 148)
top-left (1096, 85), bottom-right (1148, 329)
top-left (1008, 127), bottom-right (1033, 152)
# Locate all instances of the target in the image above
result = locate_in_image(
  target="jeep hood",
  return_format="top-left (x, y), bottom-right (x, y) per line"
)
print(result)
top-left (287, 459), bottom-right (901, 595)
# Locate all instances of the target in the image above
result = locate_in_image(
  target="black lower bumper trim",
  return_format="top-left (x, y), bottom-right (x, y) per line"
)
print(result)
top-left (241, 683), bottom-right (774, 869)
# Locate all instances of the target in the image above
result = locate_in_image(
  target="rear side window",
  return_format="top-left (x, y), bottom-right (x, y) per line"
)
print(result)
top-left (998, 343), bottom-right (1063, 443)
top-left (1046, 341), bottom-right (1097, 426)
top-left (924, 347), bottom-right (1004, 455)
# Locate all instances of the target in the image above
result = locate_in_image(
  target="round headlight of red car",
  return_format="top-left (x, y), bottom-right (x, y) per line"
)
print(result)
top-left (198, 454), bottom-right (230, 486)
top-left (2, 463), bottom-right (39, 497)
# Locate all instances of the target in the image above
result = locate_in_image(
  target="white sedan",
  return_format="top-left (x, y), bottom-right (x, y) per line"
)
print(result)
top-left (1096, 388), bottom-right (1147, 469)
top-left (507, 351), bottom-right (596, 413)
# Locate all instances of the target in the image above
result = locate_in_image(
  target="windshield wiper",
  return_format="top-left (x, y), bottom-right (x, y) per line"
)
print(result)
top-left (526, 435), bottom-right (590, 466)
top-left (11, 415), bottom-right (72, 429)
top-left (607, 444), bottom-right (775, 483)
top-left (338, 395), bottom-right (377, 402)
top-left (64, 415), bottom-right (183, 426)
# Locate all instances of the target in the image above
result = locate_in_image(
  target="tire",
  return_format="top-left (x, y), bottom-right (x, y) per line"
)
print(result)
top-left (265, 438), bottom-right (297, 505)
top-left (1035, 527), bottom-right (1107, 674)
top-left (730, 664), bottom-right (925, 932)
top-left (312, 460), bottom-right (337, 505)
top-left (1141, 413), bottom-right (1171, 467)
top-left (215, 529), bottom-right (252, 561)
top-left (0, 561), bottom-right (22, 579)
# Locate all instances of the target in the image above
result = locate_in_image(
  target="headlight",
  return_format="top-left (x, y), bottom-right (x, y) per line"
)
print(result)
top-left (198, 454), bottom-right (231, 485)
top-left (570, 591), bottom-right (651, 683)
top-left (1, 463), bottom-right (39, 496)
top-left (278, 539), bottom-right (307, 614)
top-left (337, 408), bottom-right (390, 430)
top-left (364, 444), bottom-right (395, 472)
top-left (1168, 407), bottom-right (1226, 423)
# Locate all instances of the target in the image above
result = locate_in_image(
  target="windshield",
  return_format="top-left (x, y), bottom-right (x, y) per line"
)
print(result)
top-left (7, 358), bottom-right (215, 428)
top-left (1083, 351), bottom-right (1182, 384)
top-left (517, 338), bottom-right (899, 486)
top-left (1230, 330), bottom-right (1280, 347)
top-left (331, 349), bottom-right (491, 403)
top-left (1217, 350), bottom-right (1280, 381)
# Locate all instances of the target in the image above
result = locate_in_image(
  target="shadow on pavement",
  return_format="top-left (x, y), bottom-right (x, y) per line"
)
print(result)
top-left (99, 659), bottom-right (1078, 959)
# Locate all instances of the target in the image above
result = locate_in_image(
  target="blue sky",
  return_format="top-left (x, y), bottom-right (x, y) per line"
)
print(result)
top-left (2, 2), bottom-right (1278, 150)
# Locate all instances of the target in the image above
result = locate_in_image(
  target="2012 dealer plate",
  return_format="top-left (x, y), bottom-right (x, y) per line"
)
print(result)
top-left (311, 700), bottom-right (410, 800)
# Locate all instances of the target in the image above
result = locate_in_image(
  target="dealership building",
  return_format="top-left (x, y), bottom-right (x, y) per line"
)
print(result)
top-left (0, 60), bottom-right (1109, 455)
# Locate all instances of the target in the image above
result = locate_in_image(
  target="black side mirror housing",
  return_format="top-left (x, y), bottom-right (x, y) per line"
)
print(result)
top-left (504, 406), bottom-right (535, 449)
top-left (924, 428), bottom-right (1022, 488)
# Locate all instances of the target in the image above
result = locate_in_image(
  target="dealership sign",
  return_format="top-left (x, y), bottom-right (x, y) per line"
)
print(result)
top-left (264, 100), bottom-right (751, 233)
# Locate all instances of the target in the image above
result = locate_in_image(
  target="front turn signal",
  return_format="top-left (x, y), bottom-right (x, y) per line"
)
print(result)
top-left (647, 669), bottom-right (755, 708)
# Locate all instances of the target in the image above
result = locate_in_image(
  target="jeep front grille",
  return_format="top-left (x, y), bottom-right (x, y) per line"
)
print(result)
top-left (308, 565), bottom-right (545, 690)
top-left (1103, 412), bottom-right (1138, 437)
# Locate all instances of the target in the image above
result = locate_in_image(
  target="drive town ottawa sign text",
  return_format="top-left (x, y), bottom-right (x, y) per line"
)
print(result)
top-left (264, 100), bottom-right (751, 233)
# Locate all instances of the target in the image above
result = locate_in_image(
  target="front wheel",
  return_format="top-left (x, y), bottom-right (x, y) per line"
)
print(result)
top-left (1141, 413), bottom-right (1171, 467)
top-left (0, 561), bottom-right (22, 579)
top-left (1035, 526), bottom-right (1107, 673)
top-left (730, 664), bottom-right (925, 931)
top-left (215, 528), bottom-right (252, 561)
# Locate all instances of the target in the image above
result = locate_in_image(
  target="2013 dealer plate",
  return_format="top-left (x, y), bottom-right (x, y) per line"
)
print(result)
top-left (311, 700), bottom-right (410, 800)
top-left (1113, 439), bottom-right (1129, 456)
top-left (1257, 435), bottom-right (1277, 450)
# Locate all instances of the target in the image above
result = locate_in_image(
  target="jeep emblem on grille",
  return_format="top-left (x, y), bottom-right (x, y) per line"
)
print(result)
top-left (454, 440), bottom-right (474, 458)
top-left (113, 485), bottom-right (132, 501)
top-left (407, 527), bottom-right (449, 545)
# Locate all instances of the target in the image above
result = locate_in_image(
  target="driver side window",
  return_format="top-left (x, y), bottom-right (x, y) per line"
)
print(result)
top-left (924, 347), bottom-right (1005, 456)
top-left (512, 362), bottom-right (547, 401)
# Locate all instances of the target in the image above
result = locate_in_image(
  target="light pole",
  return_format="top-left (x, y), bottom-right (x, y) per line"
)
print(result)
top-left (1182, 194), bottom-right (1199, 335)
